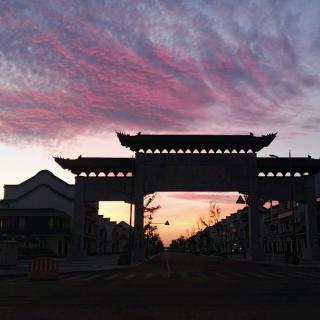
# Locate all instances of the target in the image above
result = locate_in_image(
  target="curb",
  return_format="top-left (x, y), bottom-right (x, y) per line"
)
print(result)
top-left (0, 262), bottom-right (143, 278)
top-left (0, 252), bottom-right (166, 278)
top-left (214, 255), bottom-right (320, 269)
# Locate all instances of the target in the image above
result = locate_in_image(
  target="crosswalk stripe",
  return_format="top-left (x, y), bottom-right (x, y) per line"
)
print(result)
top-left (230, 272), bottom-right (247, 278)
top-left (309, 272), bottom-right (320, 278)
top-left (83, 274), bottom-right (103, 281)
top-left (295, 271), bottom-right (320, 278)
top-left (65, 274), bottom-right (87, 281)
top-left (262, 272), bottom-right (283, 278)
top-left (180, 272), bottom-right (189, 279)
top-left (214, 272), bottom-right (227, 278)
top-left (197, 273), bottom-right (210, 279)
top-left (245, 272), bottom-right (266, 279)
top-left (27, 270), bottom-right (319, 283)
top-left (59, 274), bottom-right (74, 279)
top-left (291, 272), bottom-right (305, 278)
top-left (104, 274), bottom-right (118, 280)
top-left (5, 277), bottom-right (26, 282)
top-left (0, 298), bottom-right (34, 302)
top-left (0, 306), bottom-right (14, 310)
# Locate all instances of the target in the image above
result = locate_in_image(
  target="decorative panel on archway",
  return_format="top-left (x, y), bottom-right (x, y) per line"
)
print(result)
top-left (143, 154), bottom-right (253, 193)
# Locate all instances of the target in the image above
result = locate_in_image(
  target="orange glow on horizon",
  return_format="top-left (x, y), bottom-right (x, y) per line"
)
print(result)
top-left (99, 192), bottom-right (246, 246)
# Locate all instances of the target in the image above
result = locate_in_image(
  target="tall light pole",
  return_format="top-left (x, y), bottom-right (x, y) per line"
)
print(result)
top-left (145, 220), bottom-right (170, 258)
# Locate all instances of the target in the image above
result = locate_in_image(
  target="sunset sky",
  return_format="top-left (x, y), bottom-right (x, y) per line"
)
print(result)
top-left (1, 0), bottom-right (320, 245)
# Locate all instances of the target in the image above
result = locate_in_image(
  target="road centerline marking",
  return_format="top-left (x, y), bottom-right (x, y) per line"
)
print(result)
top-left (164, 252), bottom-right (172, 275)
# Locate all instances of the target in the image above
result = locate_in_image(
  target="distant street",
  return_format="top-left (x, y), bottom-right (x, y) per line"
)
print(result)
top-left (1, 253), bottom-right (320, 320)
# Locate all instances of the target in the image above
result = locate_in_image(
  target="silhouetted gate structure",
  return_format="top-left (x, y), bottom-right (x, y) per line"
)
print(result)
top-left (55, 133), bottom-right (320, 263)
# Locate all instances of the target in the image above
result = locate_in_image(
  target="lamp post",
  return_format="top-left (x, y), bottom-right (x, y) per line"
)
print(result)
top-left (145, 220), bottom-right (170, 258)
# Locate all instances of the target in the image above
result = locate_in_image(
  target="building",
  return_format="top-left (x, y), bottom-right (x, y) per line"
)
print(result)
top-left (180, 198), bottom-right (320, 262)
top-left (0, 170), bottom-right (73, 257)
top-left (0, 170), bottom-right (119, 257)
top-left (112, 221), bottom-right (130, 253)
top-left (262, 200), bottom-right (320, 261)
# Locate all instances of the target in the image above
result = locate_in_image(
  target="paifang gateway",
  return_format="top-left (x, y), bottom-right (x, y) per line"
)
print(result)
top-left (55, 133), bottom-right (320, 263)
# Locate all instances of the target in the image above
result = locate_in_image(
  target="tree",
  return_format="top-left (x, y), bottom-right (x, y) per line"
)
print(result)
top-left (170, 202), bottom-right (222, 254)
top-left (143, 193), bottom-right (163, 256)
top-left (199, 202), bottom-right (221, 229)
top-left (144, 193), bottom-right (161, 217)
top-left (169, 236), bottom-right (186, 252)
top-left (143, 193), bottom-right (161, 237)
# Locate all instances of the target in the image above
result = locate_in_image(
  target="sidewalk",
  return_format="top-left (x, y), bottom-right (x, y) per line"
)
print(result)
top-left (0, 254), bottom-right (135, 277)
top-left (227, 254), bottom-right (320, 268)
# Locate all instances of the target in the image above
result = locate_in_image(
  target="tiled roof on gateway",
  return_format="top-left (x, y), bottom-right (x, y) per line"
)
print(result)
top-left (116, 132), bottom-right (277, 153)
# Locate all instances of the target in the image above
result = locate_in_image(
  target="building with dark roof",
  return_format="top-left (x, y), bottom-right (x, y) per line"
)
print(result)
top-left (0, 170), bottom-right (118, 257)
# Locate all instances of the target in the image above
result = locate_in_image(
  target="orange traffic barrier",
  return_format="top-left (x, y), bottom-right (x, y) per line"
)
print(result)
top-left (28, 257), bottom-right (59, 281)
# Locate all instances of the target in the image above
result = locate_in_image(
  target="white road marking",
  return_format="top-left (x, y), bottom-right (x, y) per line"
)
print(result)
top-left (180, 272), bottom-right (189, 279)
top-left (309, 272), bottom-right (320, 278)
top-left (214, 272), bottom-right (227, 278)
top-left (161, 272), bottom-right (170, 279)
top-left (83, 274), bottom-right (102, 281)
top-left (245, 272), bottom-right (266, 279)
top-left (65, 274), bottom-right (87, 281)
top-left (125, 273), bottom-right (136, 280)
top-left (5, 277), bottom-right (26, 282)
top-left (104, 274), bottom-right (118, 281)
top-left (230, 272), bottom-right (247, 278)
top-left (0, 297), bottom-right (35, 306)
top-left (59, 274), bottom-right (75, 279)
top-left (164, 253), bottom-right (171, 274)
top-left (295, 271), bottom-right (320, 278)
top-left (291, 272), bottom-right (305, 278)
top-left (262, 272), bottom-right (283, 278)
top-left (0, 306), bottom-right (14, 311)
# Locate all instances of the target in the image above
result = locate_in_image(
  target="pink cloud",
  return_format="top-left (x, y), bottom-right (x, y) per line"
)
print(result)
top-left (0, 1), bottom-right (319, 144)
top-left (166, 192), bottom-right (239, 204)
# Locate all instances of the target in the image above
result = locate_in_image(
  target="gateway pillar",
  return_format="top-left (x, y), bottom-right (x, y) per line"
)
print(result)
top-left (133, 153), bottom-right (145, 263)
top-left (68, 176), bottom-right (87, 260)
top-left (304, 176), bottom-right (320, 260)
top-left (247, 155), bottom-right (263, 261)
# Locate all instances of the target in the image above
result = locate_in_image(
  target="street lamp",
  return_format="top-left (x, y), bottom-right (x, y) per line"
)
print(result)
top-left (149, 220), bottom-right (170, 226)
top-left (145, 220), bottom-right (170, 258)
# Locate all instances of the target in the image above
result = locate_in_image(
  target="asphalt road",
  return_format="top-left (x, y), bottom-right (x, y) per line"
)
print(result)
top-left (0, 253), bottom-right (320, 320)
